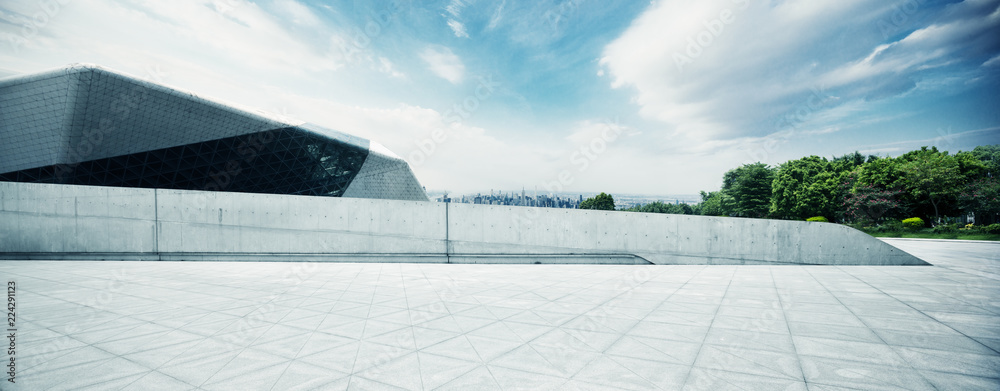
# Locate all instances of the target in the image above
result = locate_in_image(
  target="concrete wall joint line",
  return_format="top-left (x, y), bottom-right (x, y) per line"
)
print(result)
top-left (154, 189), bottom-right (159, 257)
top-left (0, 183), bottom-right (929, 265)
top-left (445, 202), bottom-right (450, 263)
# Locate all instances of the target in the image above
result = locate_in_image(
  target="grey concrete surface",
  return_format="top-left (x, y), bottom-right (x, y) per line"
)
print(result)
top-left (0, 64), bottom-right (428, 201)
top-left (0, 182), bottom-right (925, 265)
top-left (0, 241), bottom-right (997, 390)
top-left (880, 238), bottom-right (1000, 278)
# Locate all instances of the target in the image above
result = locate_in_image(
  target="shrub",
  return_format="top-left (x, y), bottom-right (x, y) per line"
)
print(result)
top-left (932, 224), bottom-right (957, 234)
top-left (903, 217), bottom-right (924, 229)
top-left (881, 220), bottom-right (903, 232)
top-left (982, 223), bottom-right (1000, 235)
top-left (871, 221), bottom-right (902, 233)
top-left (807, 216), bottom-right (829, 222)
top-left (902, 217), bottom-right (924, 230)
top-left (845, 222), bottom-right (865, 231)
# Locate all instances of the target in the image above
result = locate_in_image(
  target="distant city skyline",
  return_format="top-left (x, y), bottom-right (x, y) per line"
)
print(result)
top-left (428, 189), bottom-right (701, 209)
top-left (1, 0), bottom-right (997, 194)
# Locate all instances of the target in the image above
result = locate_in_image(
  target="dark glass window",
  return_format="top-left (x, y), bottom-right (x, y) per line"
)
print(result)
top-left (0, 127), bottom-right (369, 197)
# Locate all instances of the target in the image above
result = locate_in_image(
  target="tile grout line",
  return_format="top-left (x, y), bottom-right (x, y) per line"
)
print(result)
top-left (347, 263), bottom-right (385, 384)
top-left (805, 267), bottom-right (941, 391)
top-left (769, 267), bottom-right (808, 387)
top-left (265, 267), bottom-right (345, 391)
top-left (837, 266), bottom-right (1000, 356)
top-left (578, 266), bottom-right (707, 390)
top-left (677, 265), bottom-right (736, 390)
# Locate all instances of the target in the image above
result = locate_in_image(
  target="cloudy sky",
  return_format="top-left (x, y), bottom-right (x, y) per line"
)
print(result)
top-left (1, 0), bottom-right (998, 195)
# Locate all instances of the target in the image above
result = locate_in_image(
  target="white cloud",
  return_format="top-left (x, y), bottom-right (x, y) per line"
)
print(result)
top-left (420, 46), bottom-right (465, 83)
top-left (984, 54), bottom-right (1000, 67)
top-left (0, 0), bottom-right (347, 75)
top-left (852, 126), bottom-right (1000, 155)
top-left (265, 91), bottom-right (552, 193)
top-left (488, 0), bottom-right (506, 30)
top-left (272, 0), bottom-right (321, 26)
top-left (445, 0), bottom-right (468, 18)
top-left (564, 119), bottom-right (629, 145)
top-left (4, 0), bottom-right (994, 196)
top-left (447, 19), bottom-right (469, 38)
top-left (600, 0), bottom-right (1000, 143)
top-left (378, 57), bottom-right (405, 78)
top-left (800, 127), bottom-right (841, 136)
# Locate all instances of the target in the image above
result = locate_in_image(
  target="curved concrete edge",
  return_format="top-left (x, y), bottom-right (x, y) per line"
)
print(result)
top-left (0, 182), bottom-right (927, 265)
top-left (444, 203), bottom-right (931, 266)
top-left (879, 237), bottom-right (1000, 245)
top-left (0, 252), bottom-right (652, 265)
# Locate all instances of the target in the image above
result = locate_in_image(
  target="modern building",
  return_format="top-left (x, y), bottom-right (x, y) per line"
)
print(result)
top-left (0, 64), bottom-right (924, 267)
top-left (0, 64), bottom-right (427, 201)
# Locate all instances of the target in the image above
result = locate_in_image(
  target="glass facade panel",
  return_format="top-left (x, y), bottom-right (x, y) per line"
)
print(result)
top-left (0, 127), bottom-right (369, 197)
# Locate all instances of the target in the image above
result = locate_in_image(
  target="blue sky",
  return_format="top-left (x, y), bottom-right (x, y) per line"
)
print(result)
top-left (1, 0), bottom-right (998, 195)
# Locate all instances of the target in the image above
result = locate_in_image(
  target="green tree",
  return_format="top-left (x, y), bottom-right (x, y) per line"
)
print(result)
top-left (854, 156), bottom-right (903, 190)
top-left (698, 190), bottom-right (735, 216)
top-left (955, 151), bottom-right (988, 182)
top-left (770, 156), bottom-right (842, 220)
top-left (722, 162), bottom-right (774, 218)
top-left (970, 144), bottom-right (1000, 177)
top-left (845, 157), bottom-right (910, 223)
top-left (898, 147), bottom-right (962, 224)
top-left (843, 184), bottom-right (906, 224)
top-left (959, 177), bottom-right (1000, 225)
top-left (626, 201), bottom-right (695, 215)
top-left (579, 192), bottom-right (615, 211)
top-left (830, 151), bottom-right (867, 173)
top-left (639, 201), bottom-right (672, 213)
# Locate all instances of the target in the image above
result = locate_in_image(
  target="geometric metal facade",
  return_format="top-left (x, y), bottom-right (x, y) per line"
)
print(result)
top-left (0, 128), bottom-right (368, 197)
top-left (0, 63), bottom-right (428, 201)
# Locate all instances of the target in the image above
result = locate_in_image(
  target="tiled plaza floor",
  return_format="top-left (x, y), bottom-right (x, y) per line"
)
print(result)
top-left (1, 239), bottom-right (998, 390)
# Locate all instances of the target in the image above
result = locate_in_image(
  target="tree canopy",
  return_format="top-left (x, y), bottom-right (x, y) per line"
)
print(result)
top-left (897, 147), bottom-right (963, 224)
top-left (596, 144), bottom-right (998, 226)
top-left (722, 163), bottom-right (774, 218)
top-left (770, 156), bottom-right (842, 220)
top-left (579, 192), bottom-right (615, 211)
top-left (698, 190), bottom-right (735, 216)
top-left (624, 201), bottom-right (693, 215)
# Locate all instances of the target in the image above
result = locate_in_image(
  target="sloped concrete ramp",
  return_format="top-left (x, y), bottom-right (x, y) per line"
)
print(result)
top-left (0, 182), bottom-right (927, 265)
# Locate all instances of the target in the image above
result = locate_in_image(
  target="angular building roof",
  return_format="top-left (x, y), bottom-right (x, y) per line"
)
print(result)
top-left (0, 63), bottom-right (428, 201)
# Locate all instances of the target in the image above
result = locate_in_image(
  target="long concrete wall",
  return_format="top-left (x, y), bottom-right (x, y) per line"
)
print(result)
top-left (0, 182), bottom-right (927, 265)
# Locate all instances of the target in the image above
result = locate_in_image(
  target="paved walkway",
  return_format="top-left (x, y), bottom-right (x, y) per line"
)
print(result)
top-left (1, 240), bottom-right (998, 390)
